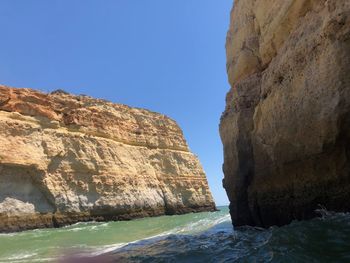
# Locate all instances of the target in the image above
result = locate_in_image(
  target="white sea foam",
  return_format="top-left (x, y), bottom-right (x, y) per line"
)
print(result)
top-left (0, 252), bottom-right (38, 263)
top-left (89, 222), bottom-right (109, 231)
top-left (6, 257), bottom-right (55, 263)
top-left (0, 233), bottom-right (17, 237)
top-left (86, 243), bottom-right (128, 256)
top-left (163, 213), bottom-right (232, 235)
top-left (61, 222), bottom-right (110, 233)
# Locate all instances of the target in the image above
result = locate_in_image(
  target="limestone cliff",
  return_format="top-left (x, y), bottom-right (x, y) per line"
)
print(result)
top-left (221, 0), bottom-right (350, 227)
top-left (0, 86), bottom-right (215, 232)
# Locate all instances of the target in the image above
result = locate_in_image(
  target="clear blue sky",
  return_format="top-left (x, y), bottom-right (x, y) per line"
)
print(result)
top-left (0, 0), bottom-right (232, 206)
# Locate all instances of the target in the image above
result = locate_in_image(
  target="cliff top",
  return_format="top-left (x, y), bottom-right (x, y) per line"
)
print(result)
top-left (0, 85), bottom-right (189, 151)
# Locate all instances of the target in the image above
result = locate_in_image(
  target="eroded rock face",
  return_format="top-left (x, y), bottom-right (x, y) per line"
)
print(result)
top-left (0, 86), bottom-right (215, 232)
top-left (221, 0), bottom-right (350, 227)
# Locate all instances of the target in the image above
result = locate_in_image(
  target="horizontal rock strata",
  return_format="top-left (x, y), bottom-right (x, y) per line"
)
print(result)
top-left (221, 0), bottom-right (350, 227)
top-left (0, 86), bottom-right (215, 232)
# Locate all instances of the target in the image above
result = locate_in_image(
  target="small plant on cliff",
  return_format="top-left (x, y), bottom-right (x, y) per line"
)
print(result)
top-left (51, 89), bottom-right (70, 95)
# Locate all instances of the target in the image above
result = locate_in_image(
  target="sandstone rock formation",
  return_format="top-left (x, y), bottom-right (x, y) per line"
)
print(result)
top-left (0, 86), bottom-right (215, 232)
top-left (220, 0), bottom-right (350, 227)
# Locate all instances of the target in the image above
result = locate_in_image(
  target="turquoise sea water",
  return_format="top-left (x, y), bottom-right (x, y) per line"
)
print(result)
top-left (1, 206), bottom-right (350, 262)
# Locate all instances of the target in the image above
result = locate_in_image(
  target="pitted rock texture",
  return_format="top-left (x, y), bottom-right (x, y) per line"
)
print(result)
top-left (221, 0), bottom-right (350, 227)
top-left (0, 86), bottom-right (215, 232)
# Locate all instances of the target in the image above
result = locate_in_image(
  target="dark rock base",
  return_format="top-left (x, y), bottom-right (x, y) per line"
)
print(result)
top-left (0, 205), bottom-right (217, 233)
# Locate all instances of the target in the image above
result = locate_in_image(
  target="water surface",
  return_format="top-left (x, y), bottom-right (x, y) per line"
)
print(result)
top-left (1, 207), bottom-right (350, 262)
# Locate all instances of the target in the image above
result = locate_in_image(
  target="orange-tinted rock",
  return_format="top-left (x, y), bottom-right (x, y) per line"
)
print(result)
top-left (0, 86), bottom-right (215, 232)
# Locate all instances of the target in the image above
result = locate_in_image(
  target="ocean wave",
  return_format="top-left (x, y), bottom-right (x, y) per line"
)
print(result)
top-left (2, 209), bottom-right (350, 262)
top-left (77, 212), bottom-right (233, 259)
top-left (110, 211), bottom-right (350, 263)
top-left (0, 210), bottom-right (231, 263)
top-left (169, 213), bottom-right (232, 235)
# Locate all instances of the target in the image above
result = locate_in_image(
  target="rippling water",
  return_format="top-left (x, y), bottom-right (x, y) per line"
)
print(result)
top-left (1, 207), bottom-right (350, 262)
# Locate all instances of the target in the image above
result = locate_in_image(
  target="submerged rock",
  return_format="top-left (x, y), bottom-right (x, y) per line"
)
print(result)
top-left (220, 0), bottom-right (350, 227)
top-left (0, 85), bottom-right (215, 232)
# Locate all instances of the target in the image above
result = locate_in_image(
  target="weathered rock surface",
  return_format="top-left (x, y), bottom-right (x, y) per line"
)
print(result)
top-left (0, 86), bottom-right (215, 232)
top-left (221, 0), bottom-right (350, 227)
